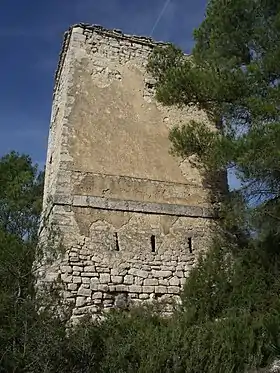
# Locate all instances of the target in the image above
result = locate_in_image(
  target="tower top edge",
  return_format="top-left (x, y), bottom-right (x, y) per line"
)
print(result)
top-left (68, 23), bottom-right (171, 47)
top-left (53, 23), bottom-right (173, 96)
top-left (53, 22), bottom-right (183, 96)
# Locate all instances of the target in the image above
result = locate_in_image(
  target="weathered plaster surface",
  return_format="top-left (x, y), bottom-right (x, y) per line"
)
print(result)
top-left (40, 24), bottom-right (225, 322)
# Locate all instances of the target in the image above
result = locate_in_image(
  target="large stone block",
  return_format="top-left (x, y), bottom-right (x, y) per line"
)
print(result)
top-left (124, 275), bottom-right (134, 284)
top-left (142, 286), bottom-right (154, 293)
top-left (144, 278), bottom-right (158, 286)
top-left (155, 286), bottom-right (167, 294)
top-left (98, 284), bottom-right (109, 292)
top-left (100, 274), bottom-right (110, 283)
top-left (77, 286), bottom-right (92, 297)
top-left (111, 275), bottom-right (123, 284)
top-left (73, 276), bottom-right (82, 284)
top-left (84, 265), bottom-right (96, 272)
top-left (169, 277), bottom-right (180, 286)
top-left (128, 285), bottom-right (142, 293)
top-left (92, 292), bottom-right (103, 299)
top-left (76, 296), bottom-right (86, 307)
top-left (152, 270), bottom-right (173, 278)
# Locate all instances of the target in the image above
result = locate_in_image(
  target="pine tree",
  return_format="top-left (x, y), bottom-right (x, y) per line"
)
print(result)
top-left (148, 0), bottom-right (280, 238)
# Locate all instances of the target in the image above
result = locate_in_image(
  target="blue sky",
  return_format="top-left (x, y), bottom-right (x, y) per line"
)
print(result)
top-left (0, 0), bottom-right (208, 169)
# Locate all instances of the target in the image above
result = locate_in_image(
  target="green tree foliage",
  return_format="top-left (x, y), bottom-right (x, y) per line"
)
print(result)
top-left (0, 152), bottom-right (43, 371)
top-left (148, 0), bottom-right (280, 236)
top-left (0, 151), bottom-right (44, 240)
top-left (0, 152), bottom-right (78, 372)
top-left (0, 152), bottom-right (44, 305)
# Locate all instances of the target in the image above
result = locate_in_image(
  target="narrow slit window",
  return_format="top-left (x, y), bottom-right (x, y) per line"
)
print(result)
top-left (188, 237), bottom-right (193, 254)
top-left (146, 82), bottom-right (154, 90)
top-left (151, 235), bottom-right (156, 252)
top-left (115, 232), bottom-right (120, 251)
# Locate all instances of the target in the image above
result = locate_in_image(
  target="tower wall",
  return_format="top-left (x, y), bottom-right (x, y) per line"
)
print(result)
top-left (40, 24), bottom-right (221, 322)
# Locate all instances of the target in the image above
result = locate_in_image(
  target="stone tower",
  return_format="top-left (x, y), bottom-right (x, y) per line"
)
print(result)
top-left (40, 24), bottom-right (222, 322)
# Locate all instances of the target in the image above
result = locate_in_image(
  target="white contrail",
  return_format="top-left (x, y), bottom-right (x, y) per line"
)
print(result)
top-left (150, 0), bottom-right (172, 37)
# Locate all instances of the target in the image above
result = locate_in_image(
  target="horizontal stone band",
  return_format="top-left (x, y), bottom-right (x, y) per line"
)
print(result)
top-left (52, 194), bottom-right (217, 219)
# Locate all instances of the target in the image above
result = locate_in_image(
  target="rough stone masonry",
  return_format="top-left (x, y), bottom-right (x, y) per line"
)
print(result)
top-left (38, 23), bottom-right (227, 323)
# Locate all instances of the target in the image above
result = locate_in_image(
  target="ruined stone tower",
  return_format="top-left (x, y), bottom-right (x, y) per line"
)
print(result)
top-left (40, 24), bottom-right (222, 322)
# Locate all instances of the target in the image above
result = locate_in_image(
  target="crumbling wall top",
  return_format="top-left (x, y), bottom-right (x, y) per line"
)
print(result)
top-left (53, 23), bottom-right (169, 95)
top-left (71, 23), bottom-right (168, 46)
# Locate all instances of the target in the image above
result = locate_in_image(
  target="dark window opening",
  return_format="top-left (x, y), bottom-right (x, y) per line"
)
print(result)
top-left (188, 237), bottom-right (193, 254)
top-left (146, 82), bottom-right (154, 90)
top-left (151, 235), bottom-right (156, 252)
top-left (115, 232), bottom-right (120, 251)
